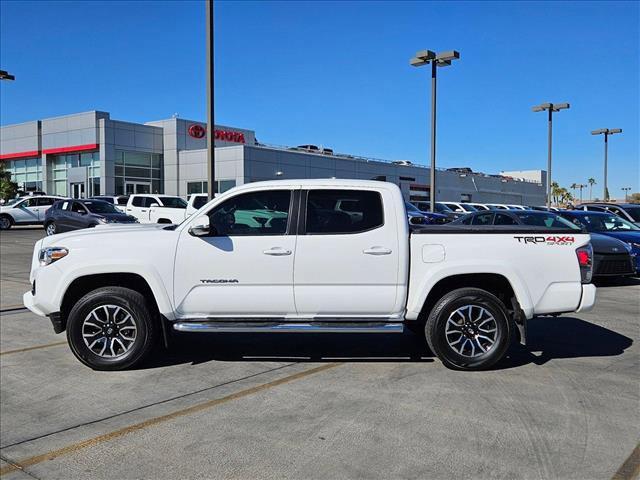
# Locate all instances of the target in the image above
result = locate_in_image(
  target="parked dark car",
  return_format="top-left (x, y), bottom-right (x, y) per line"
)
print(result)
top-left (44, 199), bottom-right (138, 235)
top-left (413, 201), bottom-right (461, 222)
top-left (588, 233), bottom-right (636, 277)
top-left (558, 210), bottom-right (640, 275)
top-left (452, 209), bottom-right (579, 229)
top-left (405, 202), bottom-right (449, 225)
top-left (575, 203), bottom-right (640, 226)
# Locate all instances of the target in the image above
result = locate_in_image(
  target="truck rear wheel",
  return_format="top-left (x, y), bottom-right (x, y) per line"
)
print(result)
top-left (66, 287), bottom-right (157, 371)
top-left (425, 288), bottom-right (511, 370)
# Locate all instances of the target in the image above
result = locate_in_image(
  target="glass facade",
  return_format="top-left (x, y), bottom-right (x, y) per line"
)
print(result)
top-left (187, 180), bottom-right (236, 195)
top-left (49, 152), bottom-right (101, 197)
top-left (114, 150), bottom-right (163, 195)
top-left (5, 158), bottom-right (43, 192)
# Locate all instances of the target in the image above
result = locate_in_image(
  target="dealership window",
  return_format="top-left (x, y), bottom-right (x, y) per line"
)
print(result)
top-left (49, 151), bottom-right (100, 197)
top-left (114, 150), bottom-right (163, 195)
top-left (5, 157), bottom-right (43, 192)
top-left (187, 180), bottom-right (235, 195)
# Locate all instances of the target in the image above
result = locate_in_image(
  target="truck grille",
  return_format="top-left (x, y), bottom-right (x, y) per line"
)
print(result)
top-left (593, 253), bottom-right (634, 276)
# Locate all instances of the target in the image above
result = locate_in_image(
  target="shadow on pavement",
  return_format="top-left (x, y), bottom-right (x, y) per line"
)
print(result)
top-left (140, 316), bottom-right (632, 371)
top-left (499, 316), bottom-right (633, 369)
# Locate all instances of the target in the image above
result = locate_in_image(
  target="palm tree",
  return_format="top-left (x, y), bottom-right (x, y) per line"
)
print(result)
top-left (588, 178), bottom-right (596, 201)
top-left (570, 183), bottom-right (578, 199)
top-left (551, 181), bottom-right (562, 206)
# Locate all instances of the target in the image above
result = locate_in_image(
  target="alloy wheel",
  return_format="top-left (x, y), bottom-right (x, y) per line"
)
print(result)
top-left (46, 223), bottom-right (56, 235)
top-left (82, 305), bottom-right (138, 358)
top-left (445, 305), bottom-right (497, 358)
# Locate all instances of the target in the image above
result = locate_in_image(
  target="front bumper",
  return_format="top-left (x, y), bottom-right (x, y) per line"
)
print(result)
top-left (576, 284), bottom-right (597, 313)
top-left (23, 291), bottom-right (46, 317)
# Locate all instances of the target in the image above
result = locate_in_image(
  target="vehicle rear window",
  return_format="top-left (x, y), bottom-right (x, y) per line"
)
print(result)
top-left (192, 196), bottom-right (208, 210)
top-left (306, 190), bottom-right (384, 234)
top-left (514, 212), bottom-right (580, 229)
top-left (622, 206), bottom-right (640, 222)
top-left (117, 196), bottom-right (129, 205)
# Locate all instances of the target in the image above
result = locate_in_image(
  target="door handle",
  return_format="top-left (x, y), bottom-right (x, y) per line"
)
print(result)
top-left (141, 209), bottom-right (147, 213)
top-left (263, 247), bottom-right (292, 256)
top-left (363, 246), bottom-right (392, 255)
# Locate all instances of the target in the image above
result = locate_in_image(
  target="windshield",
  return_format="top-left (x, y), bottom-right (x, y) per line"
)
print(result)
top-left (84, 201), bottom-right (120, 214)
top-left (461, 204), bottom-right (478, 212)
top-left (570, 214), bottom-right (639, 232)
top-left (514, 211), bottom-right (581, 230)
top-left (405, 202), bottom-right (422, 213)
top-left (434, 203), bottom-right (453, 213)
top-left (160, 197), bottom-right (188, 208)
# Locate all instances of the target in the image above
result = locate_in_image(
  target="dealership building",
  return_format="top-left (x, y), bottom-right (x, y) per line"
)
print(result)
top-left (0, 110), bottom-right (546, 205)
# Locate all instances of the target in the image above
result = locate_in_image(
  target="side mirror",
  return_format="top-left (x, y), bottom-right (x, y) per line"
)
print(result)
top-left (189, 215), bottom-right (212, 237)
top-left (150, 203), bottom-right (159, 208)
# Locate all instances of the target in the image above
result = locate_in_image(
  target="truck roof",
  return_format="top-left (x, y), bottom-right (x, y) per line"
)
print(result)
top-left (231, 179), bottom-right (397, 190)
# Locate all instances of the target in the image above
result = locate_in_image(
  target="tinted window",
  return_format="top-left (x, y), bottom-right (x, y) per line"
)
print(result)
top-left (208, 190), bottom-right (291, 236)
top-left (132, 196), bottom-right (151, 207)
top-left (306, 190), bottom-right (383, 234)
top-left (623, 206), bottom-right (640, 222)
top-left (36, 197), bottom-right (56, 206)
top-left (94, 196), bottom-right (114, 204)
top-left (117, 196), bottom-right (129, 205)
top-left (71, 202), bottom-right (87, 214)
top-left (571, 214), bottom-right (639, 232)
top-left (494, 213), bottom-right (516, 225)
top-left (192, 196), bottom-right (208, 210)
top-left (159, 197), bottom-right (187, 208)
top-left (471, 212), bottom-right (494, 226)
top-left (586, 205), bottom-right (606, 212)
top-left (84, 201), bottom-right (119, 214)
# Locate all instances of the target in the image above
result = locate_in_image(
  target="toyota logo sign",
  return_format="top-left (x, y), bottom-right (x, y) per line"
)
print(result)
top-left (188, 124), bottom-right (206, 139)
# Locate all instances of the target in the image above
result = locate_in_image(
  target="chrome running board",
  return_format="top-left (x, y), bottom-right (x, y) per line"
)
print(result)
top-left (173, 321), bottom-right (404, 334)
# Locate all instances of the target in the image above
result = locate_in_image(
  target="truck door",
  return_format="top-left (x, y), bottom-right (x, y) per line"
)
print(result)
top-left (173, 188), bottom-right (297, 317)
top-left (293, 188), bottom-right (401, 317)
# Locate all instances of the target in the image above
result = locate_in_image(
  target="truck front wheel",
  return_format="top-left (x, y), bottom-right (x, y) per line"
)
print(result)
top-left (66, 287), bottom-right (157, 370)
top-left (425, 288), bottom-right (511, 371)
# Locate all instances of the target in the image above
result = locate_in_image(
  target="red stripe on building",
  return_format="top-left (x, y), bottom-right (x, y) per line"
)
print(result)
top-left (42, 143), bottom-right (99, 155)
top-left (0, 150), bottom-right (40, 160)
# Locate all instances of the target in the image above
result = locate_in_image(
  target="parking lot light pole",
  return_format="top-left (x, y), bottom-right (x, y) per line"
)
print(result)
top-left (0, 70), bottom-right (15, 81)
top-left (532, 102), bottom-right (570, 208)
top-left (205, 0), bottom-right (216, 199)
top-left (410, 50), bottom-right (460, 213)
top-left (591, 128), bottom-right (622, 201)
top-left (621, 187), bottom-right (631, 202)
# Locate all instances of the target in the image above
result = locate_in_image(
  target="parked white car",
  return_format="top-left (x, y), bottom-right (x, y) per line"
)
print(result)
top-left (0, 195), bottom-right (65, 229)
top-left (440, 202), bottom-right (478, 213)
top-left (24, 179), bottom-right (596, 371)
top-left (125, 194), bottom-right (189, 224)
top-left (186, 193), bottom-right (210, 217)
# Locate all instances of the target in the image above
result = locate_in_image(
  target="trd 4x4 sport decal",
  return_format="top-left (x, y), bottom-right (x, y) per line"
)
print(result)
top-left (514, 236), bottom-right (575, 245)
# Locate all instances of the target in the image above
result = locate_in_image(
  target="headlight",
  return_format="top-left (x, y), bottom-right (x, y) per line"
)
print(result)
top-left (39, 247), bottom-right (68, 266)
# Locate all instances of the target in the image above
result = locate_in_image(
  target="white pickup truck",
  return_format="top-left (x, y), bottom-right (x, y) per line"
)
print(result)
top-left (24, 180), bottom-right (596, 371)
top-left (125, 194), bottom-right (189, 224)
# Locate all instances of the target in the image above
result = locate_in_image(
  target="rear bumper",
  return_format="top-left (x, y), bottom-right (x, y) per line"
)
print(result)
top-left (576, 284), bottom-right (597, 313)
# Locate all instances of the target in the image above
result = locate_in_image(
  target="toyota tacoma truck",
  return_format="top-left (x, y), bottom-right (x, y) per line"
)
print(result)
top-left (24, 180), bottom-right (596, 371)
top-left (125, 194), bottom-right (189, 224)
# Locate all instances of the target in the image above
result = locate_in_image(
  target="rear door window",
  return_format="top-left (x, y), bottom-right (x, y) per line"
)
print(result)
top-left (305, 190), bottom-right (384, 234)
top-left (494, 213), bottom-right (516, 225)
top-left (471, 212), bottom-right (494, 226)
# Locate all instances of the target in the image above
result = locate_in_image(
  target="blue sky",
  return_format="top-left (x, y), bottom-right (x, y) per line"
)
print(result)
top-left (1, 0), bottom-right (638, 198)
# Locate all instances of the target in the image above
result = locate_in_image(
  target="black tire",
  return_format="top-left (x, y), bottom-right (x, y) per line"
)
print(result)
top-left (66, 287), bottom-right (157, 370)
top-left (425, 288), bottom-right (511, 371)
top-left (0, 214), bottom-right (13, 230)
top-left (45, 221), bottom-right (57, 236)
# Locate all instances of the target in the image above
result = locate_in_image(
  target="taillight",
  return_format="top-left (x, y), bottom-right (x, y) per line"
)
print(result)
top-left (576, 244), bottom-right (593, 283)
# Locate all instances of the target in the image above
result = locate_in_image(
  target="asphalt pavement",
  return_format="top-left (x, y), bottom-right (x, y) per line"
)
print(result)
top-left (1, 227), bottom-right (638, 480)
